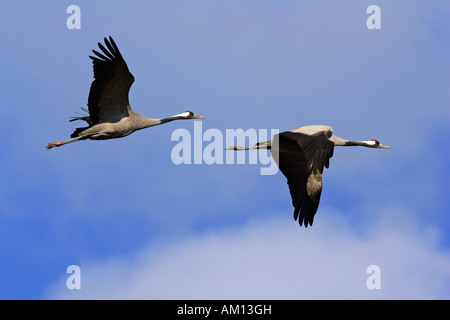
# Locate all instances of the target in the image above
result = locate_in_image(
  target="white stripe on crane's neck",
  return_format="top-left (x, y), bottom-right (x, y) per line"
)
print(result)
top-left (362, 140), bottom-right (377, 146)
top-left (174, 111), bottom-right (191, 118)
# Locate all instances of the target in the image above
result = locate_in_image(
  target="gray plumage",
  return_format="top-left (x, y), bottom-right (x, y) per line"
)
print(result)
top-left (46, 36), bottom-right (205, 150)
top-left (226, 125), bottom-right (390, 227)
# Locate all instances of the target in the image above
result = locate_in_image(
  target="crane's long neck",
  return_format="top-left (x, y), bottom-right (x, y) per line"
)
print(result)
top-left (136, 112), bottom-right (188, 129)
top-left (343, 140), bottom-right (375, 147)
top-left (330, 135), bottom-right (376, 147)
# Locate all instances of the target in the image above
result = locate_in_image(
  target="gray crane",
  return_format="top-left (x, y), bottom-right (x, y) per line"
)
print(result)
top-left (46, 36), bottom-right (205, 150)
top-left (226, 125), bottom-right (390, 227)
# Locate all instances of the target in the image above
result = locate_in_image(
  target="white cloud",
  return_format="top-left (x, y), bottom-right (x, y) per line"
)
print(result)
top-left (46, 207), bottom-right (450, 300)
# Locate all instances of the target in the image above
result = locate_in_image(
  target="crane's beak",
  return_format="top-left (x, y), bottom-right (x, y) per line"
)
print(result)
top-left (379, 143), bottom-right (391, 149)
top-left (193, 114), bottom-right (206, 119)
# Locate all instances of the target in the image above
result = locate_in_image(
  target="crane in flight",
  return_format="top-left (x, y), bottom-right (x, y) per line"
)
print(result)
top-left (226, 125), bottom-right (390, 227)
top-left (47, 36), bottom-right (205, 150)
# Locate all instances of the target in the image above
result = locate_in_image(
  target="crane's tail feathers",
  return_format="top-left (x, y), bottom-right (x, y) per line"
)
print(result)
top-left (69, 116), bottom-right (91, 123)
top-left (69, 108), bottom-right (92, 125)
top-left (70, 126), bottom-right (89, 138)
top-left (225, 141), bottom-right (271, 151)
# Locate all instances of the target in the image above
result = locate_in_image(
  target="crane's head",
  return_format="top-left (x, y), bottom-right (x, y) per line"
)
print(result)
top-left (366, 139), bottom-right (391, 149)
top-left (178, 111), bottom-right (206, 119)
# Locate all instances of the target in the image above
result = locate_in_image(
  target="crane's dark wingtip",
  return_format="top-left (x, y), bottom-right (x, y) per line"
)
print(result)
top-left (298, 219), bottom-right (313, 228)
top-left (294, 206), bottom-right (315, 228)
top-left (103, 37), bottom-right (112, 47)
top-left (89, 55), bottom-right (102, 62)
top-left (108, 36), bottom-right (117, 47)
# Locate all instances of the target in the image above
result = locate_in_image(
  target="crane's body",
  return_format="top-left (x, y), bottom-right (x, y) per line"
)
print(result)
top-left (46, 37), bottom-right (204, 150)
top-left (226, 125), bottom-right (390, 227)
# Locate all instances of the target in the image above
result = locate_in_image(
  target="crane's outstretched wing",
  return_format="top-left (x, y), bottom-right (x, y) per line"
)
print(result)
top-left (88, 36), bottom-right (135, 124)
top-left (281, 128), bottom-right (335, 174)
top-left (273, 131), bottom-right (335, 227)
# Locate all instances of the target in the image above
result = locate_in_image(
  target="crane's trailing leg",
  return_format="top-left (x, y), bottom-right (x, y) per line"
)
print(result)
top-left (46, 137), bottom-right (83, 150)
top-left (46, 141), bottom-right (62, 149)
top-left (225, 141), bottom-right (271, 151)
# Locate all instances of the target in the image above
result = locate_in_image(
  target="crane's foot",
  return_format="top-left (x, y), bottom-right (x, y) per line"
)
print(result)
top-left (46, 141), bottom-right (61, 150)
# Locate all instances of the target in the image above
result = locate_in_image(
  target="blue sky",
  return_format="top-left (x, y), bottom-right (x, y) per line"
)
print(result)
top-left (0, 1), bottom-right (449, 299)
